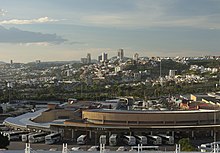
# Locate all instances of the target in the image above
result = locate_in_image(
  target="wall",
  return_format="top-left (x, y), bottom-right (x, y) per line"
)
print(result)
top-left (82, 110), bottom-right (219, 126)
top-left (33, 109), bottom-right (76, 123)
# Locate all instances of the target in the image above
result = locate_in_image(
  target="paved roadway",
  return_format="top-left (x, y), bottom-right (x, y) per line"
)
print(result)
top-left (8, 141), bottom-right (176, 151)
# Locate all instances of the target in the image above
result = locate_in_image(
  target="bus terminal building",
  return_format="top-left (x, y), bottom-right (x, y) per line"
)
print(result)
top-left (4, 100), bottom-right (220, 144)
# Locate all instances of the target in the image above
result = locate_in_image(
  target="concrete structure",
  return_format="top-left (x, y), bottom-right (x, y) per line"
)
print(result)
top-left (4, 101), bottom-right (220, 144)
top-left (101, 53), bottom-right (108, 62)
top-left (81, 109), bottom-right (220, 127)
top-left (169, 70), bottom-right (176, 78)
top-left (118, 49), bottom-right (124, 60)
top-left (98, 53), bottom-right (108, 62)
top-left (133, 53), bottom-right (139, 61)
top-left (49, 108), bottom-right (220, 143)
top-left (3, 104), bottom-right (80, 132)
top-left (81, 58), bottom-right (88, 64)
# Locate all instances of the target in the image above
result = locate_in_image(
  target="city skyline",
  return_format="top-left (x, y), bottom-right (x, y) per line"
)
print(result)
top-left (0, 0), bottom-right (220, 62)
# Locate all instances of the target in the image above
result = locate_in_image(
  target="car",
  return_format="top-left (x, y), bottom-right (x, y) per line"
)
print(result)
top-left (49, 148), bottom-right (58, 151)
top-left (71, 147), bottom-right (83, 151)
top-left (116, 146), bottom-right (127, 151)
top-left (87, 146), bottom-right (100, 151)
top-left (129, 148), bottom-right (137, 152)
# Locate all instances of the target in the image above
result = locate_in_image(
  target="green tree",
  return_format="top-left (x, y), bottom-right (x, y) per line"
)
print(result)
top-left (0, 133), bottom-right (10, 149)
top-left (178, 138), bottom-right (195, 151)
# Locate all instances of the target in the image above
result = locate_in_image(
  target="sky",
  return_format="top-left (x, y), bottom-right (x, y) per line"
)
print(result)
top-left (0, 0), bottom-right (220, 63)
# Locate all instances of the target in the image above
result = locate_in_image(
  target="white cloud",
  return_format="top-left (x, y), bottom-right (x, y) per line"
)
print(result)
top-left (82, 15), bottom-right (123, 25)
top-left (81, 13), bottom-right (220, 29)
top-left (19, 42), bottom-right (50, 47)
top-left (0, 17), bottom-right (58, 25)
top-left (0, 9), bottom-right (7, 16)
top-left (79, 1), bottom-right (220, 29)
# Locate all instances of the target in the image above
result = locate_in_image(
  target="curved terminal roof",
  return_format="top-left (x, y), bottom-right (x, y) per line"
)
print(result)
top-left (4, 109), bottom-right (50, 129)
top-left (84, 109), bottom-right (219, 114)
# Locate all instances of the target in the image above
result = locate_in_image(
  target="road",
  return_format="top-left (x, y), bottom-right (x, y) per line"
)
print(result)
top-left (8, 141), bottom-right (176, 151)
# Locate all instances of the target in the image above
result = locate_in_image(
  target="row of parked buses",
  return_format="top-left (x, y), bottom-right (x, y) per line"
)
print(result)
top-left (76, 133), bottom-right (174, 146)
top-left (109, 134), bottom-right (174, 146)
top-left (1, 131), bottom-right (61, 145)
top-left (1, 130), bottom-right (174, 146)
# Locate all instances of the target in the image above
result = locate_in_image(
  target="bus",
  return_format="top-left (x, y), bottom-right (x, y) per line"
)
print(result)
top-left (28, 132), bottom-right (47, 143)
top-left (0, 123), bottom-right (9, 131)
top-left (45, 133), bottom-right (61, 145)
top-left (123, 135), bottom-right (136, 146)
top-left (157, 134), bottom-right (174, 145)
top-left (199, 142), bottom-right (220, 152)
top-left (134, 135), bottom-right (148, 145)
top-left (199, 143), bottom-right (212, 152)
top-left (131, 145), bottom-right (159, 151)
top-left (146, 135), bottom-right (162, 145)
top-left (22, 133), bottom-right (32, 143)
top-left (77, 135), bottom-right (87, 145)
top-left (109, 134), bottom-right (118, 146)
top-left (5, 131), bottom-right (29, 141)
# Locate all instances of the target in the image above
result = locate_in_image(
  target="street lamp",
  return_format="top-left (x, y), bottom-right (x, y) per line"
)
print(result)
top-left (213, 104), bottom-right (218, 153)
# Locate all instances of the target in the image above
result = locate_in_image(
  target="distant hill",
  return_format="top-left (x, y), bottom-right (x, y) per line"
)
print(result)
top-left (26, 60), bottom-right (80, 65)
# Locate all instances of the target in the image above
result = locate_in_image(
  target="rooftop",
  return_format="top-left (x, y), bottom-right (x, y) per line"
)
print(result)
top-left (85, 108), bottom-right (218, 114)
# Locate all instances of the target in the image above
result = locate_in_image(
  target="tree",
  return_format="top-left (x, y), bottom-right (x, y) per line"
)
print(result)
top-left (0, 133), bottom-right (10, 149)
top-left (178, 138), bottom-right (195, 151)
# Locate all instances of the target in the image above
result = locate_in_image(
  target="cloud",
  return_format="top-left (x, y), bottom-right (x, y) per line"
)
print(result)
top-left (20, 42), bottom-right (51, 46)
top-left (0, 17), bottom-right (57, 25)
top-left (0, 26), bottom-right (66, 44)
top-left (81, 13), bottom-right (220, 30)
top-left (82, 15), bottom-right (123, 25)
top-left (0, 9), bottom-right (7, 16)
top-left (69, 41), bottom-right (87, 45)
top-left (79, 1), bottom-right (220, 29)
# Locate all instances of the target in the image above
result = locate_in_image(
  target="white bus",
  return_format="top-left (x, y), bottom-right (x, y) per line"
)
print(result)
top-left (134, 135), bottom-right (148, 145)
top-left (28, 132), bottom-right (47, 143)
top-left (131, 145), bottom-right (159, 151)
top-left (0, 124), bottom-right (9, 131)
top-left (5, 131), bottom-right (29, 141)
top-left (22, 133), bottom-right (31, 143)
top-left (109, 134), bottom-right (118, 146)
top-left (77, 135), bottom-right (87, 145)
top-left (199, 142), bottom-right (220, 152)
top-left (199, 143), bottom-right (212, 152)
top-left (45, 133), bottom-right (61, 145)
top-left (147, 135), bottom-right (162, 145)
top-left (157, 134), bottom-right (174, 145)
top-left (123, 135), bottom-right (136, 146)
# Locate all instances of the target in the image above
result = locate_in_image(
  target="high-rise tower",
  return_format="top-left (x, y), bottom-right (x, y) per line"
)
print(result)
top-left (117, 49), bottom-right (124, 60)
top-left (87, 53), bottom-right (91, 64)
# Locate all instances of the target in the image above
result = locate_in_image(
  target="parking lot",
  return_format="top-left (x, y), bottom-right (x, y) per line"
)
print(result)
top-left (8, 141), bottom-right (176, 151)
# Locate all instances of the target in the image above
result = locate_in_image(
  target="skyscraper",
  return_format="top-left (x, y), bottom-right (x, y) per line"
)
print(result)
top-left (98, 53), bottom-right (108, 62)
top-left (81, 53), bottom-right (91, 64)
top-left (87, 53), bottom-right (91, 64)
top-left (102, 52), bottom-right (108, 62)
top-left (169, 70), bottom-right (176, 78)
top-left (98, 55), bottom-right (102, 62)
top-left (133, 53), bottom-right (139, 61)
top-left (117, 49), bottom-right (124, 60)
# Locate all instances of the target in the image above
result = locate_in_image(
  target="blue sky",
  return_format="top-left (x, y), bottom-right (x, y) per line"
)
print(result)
top-left (0, 0), bottom-right (220, 62)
